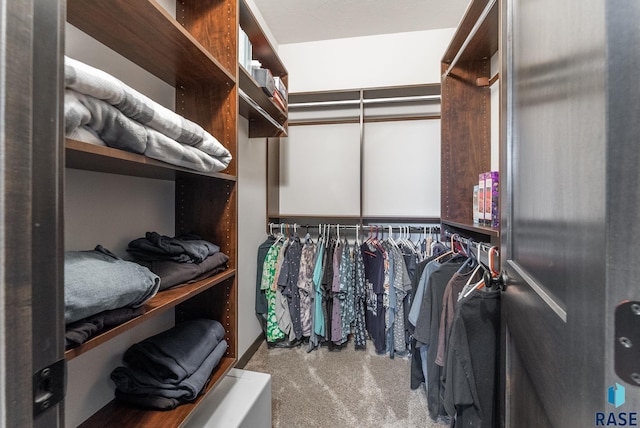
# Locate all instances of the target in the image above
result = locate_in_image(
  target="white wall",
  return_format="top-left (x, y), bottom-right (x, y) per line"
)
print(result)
top-left (237, 116), bottom-right (268, 354)
top-left (277, 29), bottom-right (453, 218)
top-left (279, 28), bottom-right (455, 93)
top-left (279, 123), bottom-right (361, 216)
top-left (362, 120), bottom-right (441, 217)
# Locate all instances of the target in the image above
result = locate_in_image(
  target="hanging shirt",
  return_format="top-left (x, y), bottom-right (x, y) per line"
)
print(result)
top-left (255, 235), bottom-right (276, 317)
top-left (435, 267), bottom-right (484, 367)
top-left (296, 238), bottom-right (316, 338)
top-left (391, 245), bottom-right (411, 354)
top-left (414, 258), bottom-right (466, 420)
top-left (341, 241), bottom-right (355, 344)
top-left (443, 289), bottom-right (501, 428)
top-left (361, 241), bottom-right (386, 355)
top-left (312, 240), bottom-right (326, 339)
top-left (352, 242), bottom-right (367, 350)
top-left (330, 240), bottom-right (343, 343)
top-left (261, 242), bottom-right (286, 342)
top-left (278, 236), bottom-right (303, 340)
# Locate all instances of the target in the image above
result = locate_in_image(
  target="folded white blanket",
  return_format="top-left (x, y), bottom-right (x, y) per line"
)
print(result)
top-left (64, 57), bottom-right (232, 172)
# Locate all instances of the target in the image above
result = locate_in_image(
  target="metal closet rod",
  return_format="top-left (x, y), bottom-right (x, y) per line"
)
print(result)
top-left (288, 94), bottom-right (441, 109)
top-left (268, 222), bottom-right (441, 233)
top-left (442, 229), bottom-right (496, 253)
top-left (444, 0), bottom-right (497, 77)
top-left (238, 88), bottom-right (286, 132)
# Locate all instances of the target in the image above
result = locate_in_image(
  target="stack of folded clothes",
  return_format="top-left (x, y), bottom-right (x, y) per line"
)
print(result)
top-left (127, 232), bottom-right (229, 291)
top-left (111, 319), bottom-right (228, 410)
top-left (64, 245), bottom-right (160, 349)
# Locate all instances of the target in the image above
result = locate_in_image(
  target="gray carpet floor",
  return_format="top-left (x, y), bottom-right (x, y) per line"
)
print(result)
top-left (243, 340), bottom-right (448, 428)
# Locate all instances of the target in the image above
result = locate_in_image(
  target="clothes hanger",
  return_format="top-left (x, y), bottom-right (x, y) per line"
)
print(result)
top-left (434, 232), bottom-right (458, 262)
top-left (388, 225), bottom-right (399, 249)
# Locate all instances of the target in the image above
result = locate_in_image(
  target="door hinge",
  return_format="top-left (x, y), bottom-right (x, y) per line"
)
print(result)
top-left (615, 301), bottom-right (640, 387)
top-left (33, 359), bottom-right (66, 417)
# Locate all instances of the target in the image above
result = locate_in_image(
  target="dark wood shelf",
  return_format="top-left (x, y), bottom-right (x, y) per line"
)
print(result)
top-left (440, 0), bottom-right (499, 239)
top-left (77, 356), bottom-right (236, 428)
top-left (238, 0), bottom-right (287, 77)
top-left (66, 0), bottom-right (235, 87)
top-left (238, 0), bottom-right (288, 138)
top-left (441, 219), bottom-right (499, 237)
top-left (65, 139), bottom-right (236, 182)
top-left (239, 68), bottom-right (287, 121)
top-left (65, 0), bottom-right (239, 425)
top-left (442, 0), bottom-right (499, 65)
top-left (239, 69), bottom-right (288, 138)
top-left (65, 269), bottom-right (236, 361)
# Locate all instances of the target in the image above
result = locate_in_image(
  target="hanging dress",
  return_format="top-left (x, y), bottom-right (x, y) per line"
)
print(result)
top-left (260, 241), bottom-right (286, 342)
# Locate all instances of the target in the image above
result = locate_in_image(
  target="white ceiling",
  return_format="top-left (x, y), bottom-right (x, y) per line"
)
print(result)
top-left (251, 0), bottom-right (472, 45)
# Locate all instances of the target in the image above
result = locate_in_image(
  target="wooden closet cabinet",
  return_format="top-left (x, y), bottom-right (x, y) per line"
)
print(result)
top-left (440, 0), bottom-right (500, 244)
top-left (238, 0), bottom-right (289, 137)
top-left (65, 1), bottom-right (239, 425)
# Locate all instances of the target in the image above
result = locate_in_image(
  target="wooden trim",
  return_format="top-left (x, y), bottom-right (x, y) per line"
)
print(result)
top-left (235, 334), bottom-right (265, 369)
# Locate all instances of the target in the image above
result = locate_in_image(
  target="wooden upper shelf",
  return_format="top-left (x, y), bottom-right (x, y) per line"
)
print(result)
top-left (239, 0), bottom-right (287, 78)
top-left (67, 0), bottom-right (235, 87)
top-left (65, 139), bottom-right (237, 182)
top-left (442, 0), bottom-right (499, 65)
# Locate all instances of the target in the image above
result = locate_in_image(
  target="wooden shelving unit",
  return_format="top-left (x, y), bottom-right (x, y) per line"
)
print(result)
top-left (238, 0), bottom-right (288, 137)
top-left (65, 0), bottom-right (239, 426)
top-left (440, 0), bottom-right (499, 242)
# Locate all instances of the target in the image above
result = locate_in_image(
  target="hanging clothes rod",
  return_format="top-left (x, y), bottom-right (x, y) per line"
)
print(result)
top-left (288, 95), bottom-right (441, 109)
top-left (238, 88), bottom-right (286, 132)
top-left (444, 0), bottom-right (497, 77)
top-left (443, 229), bottom-right (496, 253)
top-left (267, 222), bottom-right (441, 234)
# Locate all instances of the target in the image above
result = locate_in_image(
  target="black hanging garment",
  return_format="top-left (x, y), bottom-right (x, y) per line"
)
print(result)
top-left (443, 288), bottom-right (501, 428)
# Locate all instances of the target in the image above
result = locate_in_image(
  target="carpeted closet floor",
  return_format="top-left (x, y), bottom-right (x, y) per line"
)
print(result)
top-left (243, 340), bottom-right (448, 428)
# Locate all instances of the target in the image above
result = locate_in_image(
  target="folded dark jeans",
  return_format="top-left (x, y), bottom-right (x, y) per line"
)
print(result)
top-left (111, 339), bottom-right (227, 404)
top-left (123, 319), bottom-right (226, 383)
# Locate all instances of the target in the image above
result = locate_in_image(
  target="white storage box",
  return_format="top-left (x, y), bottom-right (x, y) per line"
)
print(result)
top-left (184, 369), bottom-right (272, 428)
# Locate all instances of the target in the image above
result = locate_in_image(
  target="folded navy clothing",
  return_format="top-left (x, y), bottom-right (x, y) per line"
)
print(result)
top-left (136, 251), bottom-right (229, 291)
top-left (123, 319), bottom-right (226, 383)
top-left (111, 339), bottom-right (227, 409)
top-left (114, 390), bottom-right (180, 411)
top-left (64, 245), bottom-right (160, 324)
top-left (65, 306), bottom-right (145, 349)
top-left (127, 232), bottom-right (220, 263)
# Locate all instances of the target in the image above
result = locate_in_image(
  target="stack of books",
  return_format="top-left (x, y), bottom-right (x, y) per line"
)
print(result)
top-left (239, 27), bottom-right (253, 73)
top-left (475, 171), bottom-right (499, 228)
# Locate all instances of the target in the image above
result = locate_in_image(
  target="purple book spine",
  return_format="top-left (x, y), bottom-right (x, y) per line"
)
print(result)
top-left (490, 171), bottom-right (499, 228)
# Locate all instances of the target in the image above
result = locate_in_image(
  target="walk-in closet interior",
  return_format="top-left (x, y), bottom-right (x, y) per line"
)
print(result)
top-left (1, 0), bottom-right (638, 427)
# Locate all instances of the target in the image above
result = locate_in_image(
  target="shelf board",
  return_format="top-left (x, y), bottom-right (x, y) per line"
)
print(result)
top-left (65, 139), bottom-right (236, 182)
top-left (239, 67), bottom-right (288, 122)
top-left (65, 269), bottom-right (237, 360)
top-left (77, 356), bottom-right (236, 428)
top-left (239, 0), bottom-right (287, 77)
top-left (442, 0), bottom-right (499, 65)
top-left (66, 0), bottom-right (235, 87)
top-left (441, 219), bottom-right (500, 237)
